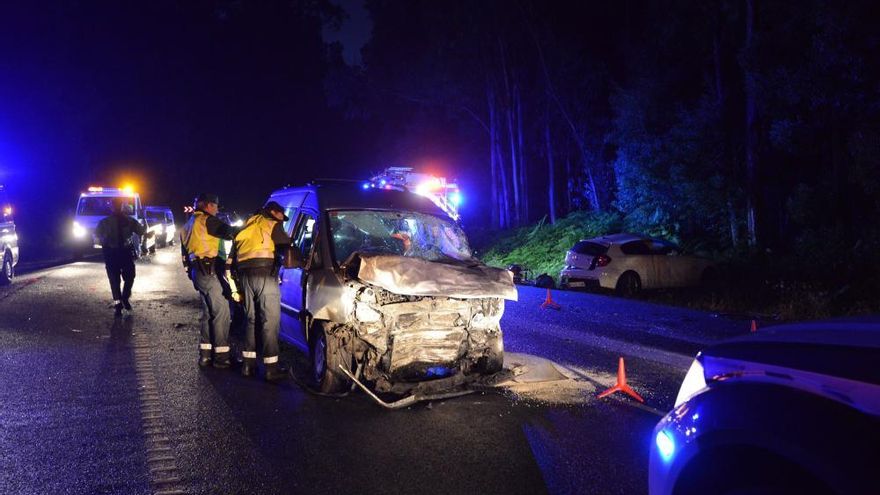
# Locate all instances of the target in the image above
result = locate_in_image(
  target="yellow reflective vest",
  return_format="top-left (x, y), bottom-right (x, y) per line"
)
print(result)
top-left (234, 214), bottom-right (278, 262)
top-left (181, 211), bottom-right (220, 260)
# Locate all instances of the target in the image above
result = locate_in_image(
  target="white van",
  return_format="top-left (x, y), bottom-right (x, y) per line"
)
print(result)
top-left (71, 187), bottom-right (155, 256)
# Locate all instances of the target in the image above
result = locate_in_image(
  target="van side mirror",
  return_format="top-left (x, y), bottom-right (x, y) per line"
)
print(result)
top-left (283, 245), bottom-right (303, 269)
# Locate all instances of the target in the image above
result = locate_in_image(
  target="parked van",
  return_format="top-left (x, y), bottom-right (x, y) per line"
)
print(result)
top-left (265, 182), bottom-right (517, 394)
top-left (71, 187), bottom-right (155, 256)
top-left (144, 206), bottom-right (176, 248)
top-left (0, 184), bottom-right (18, 285)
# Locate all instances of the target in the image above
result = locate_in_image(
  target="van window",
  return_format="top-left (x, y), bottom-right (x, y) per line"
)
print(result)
top-left (145, 210), bottom-right (166, 223)
top-left (78, 197), bottom-right (135, 216)
top-left (283, 208), bottom-right (296, 234)
top-left (328, 210), bottom-right (473, 264)
top-left (292, 213), bottom-right (316, 260)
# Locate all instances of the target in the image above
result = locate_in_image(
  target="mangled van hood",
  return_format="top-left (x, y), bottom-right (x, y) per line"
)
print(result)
top-left (355, 253), bottom-right (518, 301)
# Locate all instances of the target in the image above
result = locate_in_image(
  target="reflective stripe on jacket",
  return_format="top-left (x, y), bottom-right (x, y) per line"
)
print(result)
top-left (234, 214), bottom-right (278, 262)
top-left (181, 211), bottom-right (219, 259)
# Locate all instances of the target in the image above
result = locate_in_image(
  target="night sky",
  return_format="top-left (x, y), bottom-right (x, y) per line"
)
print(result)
top-left (1, 1), bottom-right (374, 252)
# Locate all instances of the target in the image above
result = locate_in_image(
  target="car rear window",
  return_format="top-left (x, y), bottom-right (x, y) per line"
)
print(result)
top-left (620, 240), bottom-right (651, 255)
top-left (572, 241), bottom-right (608, 255)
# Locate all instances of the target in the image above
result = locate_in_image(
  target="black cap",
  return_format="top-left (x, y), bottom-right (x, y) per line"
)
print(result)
top-left (264, 201), bottom-right (289, 221)
top-left (195, 193), bottom-right (220, 205)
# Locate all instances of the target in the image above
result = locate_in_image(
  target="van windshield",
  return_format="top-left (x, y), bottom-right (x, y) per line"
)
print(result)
top-left (145, 210), bottom-right (167, 223)
top-left (329, 210), bottom-right (473, 264)
top-left (77, 197), bottom-right (135, 216)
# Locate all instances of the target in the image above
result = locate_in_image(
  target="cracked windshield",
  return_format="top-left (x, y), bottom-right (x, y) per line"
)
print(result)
top-left (329, 210), bottom-right (473, 263)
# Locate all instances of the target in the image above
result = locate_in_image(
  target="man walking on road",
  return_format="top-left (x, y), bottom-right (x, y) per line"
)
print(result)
top-left (95, 198), bottom-right (152, 316)
top-left (232, 201), bottom-right (291, 382)
top-left (181, 193), bottom-right (238, 368)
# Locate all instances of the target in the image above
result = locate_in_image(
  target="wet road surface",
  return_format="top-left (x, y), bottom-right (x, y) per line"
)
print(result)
top-left (0, 248), bottom-right (745, 494)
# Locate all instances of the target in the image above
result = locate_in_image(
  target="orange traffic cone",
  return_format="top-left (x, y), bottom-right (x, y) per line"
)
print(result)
top-left (540, 288), bottom-right (561, 310)
top-left (597, 357), bottom-right (645, 403)
top-left (750, 319), bottom-right (758, 332)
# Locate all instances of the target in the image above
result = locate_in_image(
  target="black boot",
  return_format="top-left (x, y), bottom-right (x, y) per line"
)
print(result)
top-left (213, 352), bottom-right (231, 369)
top-left (198, 349), bottom-right (212, 367)
top-left (122, 299), bottom-right (133, 311)
top-left (114, 301), bottom-right (123, 317)
top-left (264, 362), bottom-right (287, 383)
top-left (241, 358), bottom-right (256, 377)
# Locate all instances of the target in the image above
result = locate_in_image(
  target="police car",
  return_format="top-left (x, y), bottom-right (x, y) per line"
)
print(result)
top-left (650, 318), bottom-right (880, 494)
top-left (71, 186), bottom-right (155, 256)
top-left (0, 184), bottom-right (18, 285)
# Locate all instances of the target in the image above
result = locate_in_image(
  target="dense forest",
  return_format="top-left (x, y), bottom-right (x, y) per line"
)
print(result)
top-left (324, 0), bottom-right (880, 316)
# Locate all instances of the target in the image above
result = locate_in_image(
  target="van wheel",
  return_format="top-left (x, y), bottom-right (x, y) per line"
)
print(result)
top-left (616, 271), bottom-right (641, 297)
top-left (0, 253), bottom-right (13, 285)
top-left (310, 322), bottom-right (353, 394)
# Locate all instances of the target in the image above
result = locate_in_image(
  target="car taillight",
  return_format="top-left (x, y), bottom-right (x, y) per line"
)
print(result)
top-left (595, 254), bottom-right (611, 267)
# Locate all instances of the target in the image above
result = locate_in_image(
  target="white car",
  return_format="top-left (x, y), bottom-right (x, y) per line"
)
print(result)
top-left (559, 233), bottom-right (714, 296)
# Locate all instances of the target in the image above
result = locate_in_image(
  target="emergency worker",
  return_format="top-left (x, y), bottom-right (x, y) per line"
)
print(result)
top-left (181, 193), bottom-right (238, 368)
top-left (232, 201), bottom-right (291, 381)
top-left (95, 198), bottom-right (152, 316)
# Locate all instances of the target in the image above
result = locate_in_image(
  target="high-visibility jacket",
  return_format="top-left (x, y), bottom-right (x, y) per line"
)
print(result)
top-left (234, 214), bottom-right (278, 262)
top-left (181, 211), bottom-right (220, 260)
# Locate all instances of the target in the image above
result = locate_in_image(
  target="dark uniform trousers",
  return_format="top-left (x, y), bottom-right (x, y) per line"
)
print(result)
top-left (239, 268), bottom-right (281, 363)
top-left (103, 247), bottom-right (136, 302)
top-left (191, 263), bottom-right (230, 353)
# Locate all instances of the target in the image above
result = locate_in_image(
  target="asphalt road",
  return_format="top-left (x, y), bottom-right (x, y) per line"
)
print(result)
top-left (0, 248), bottom-right (746, 494)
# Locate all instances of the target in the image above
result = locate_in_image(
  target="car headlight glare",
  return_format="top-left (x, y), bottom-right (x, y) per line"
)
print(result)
top-left (72, 222), bottom-right (87, 238)
top-left (674, 357), bottom-right (707, 407)
top-left (655, 429), bottom-right (676, 461)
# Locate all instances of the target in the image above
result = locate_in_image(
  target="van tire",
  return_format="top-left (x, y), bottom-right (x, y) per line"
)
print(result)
top-left (309, 322), bottom-right (353, 394)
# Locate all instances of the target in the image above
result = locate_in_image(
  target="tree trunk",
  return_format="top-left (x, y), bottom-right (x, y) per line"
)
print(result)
top-left (744, 0), bottom-right (758, 247)
top-left (526, 17), bottom-right (602, 211)
top-left (498, 38), bottom-right (520, 226)
top-left (517, 86), bottom-right (527, 222)
top-left (565, 151), bottom-right (573, 213)
top-left (545, 113), bottom-right (557, 224)
top-left (487, 84), bottom-right (500, 229)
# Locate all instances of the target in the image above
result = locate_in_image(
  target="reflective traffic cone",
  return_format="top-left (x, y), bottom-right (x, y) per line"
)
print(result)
top-left (541, 288), bottom-right (561, 310)
top-left (597, 357), bottom-right (645, 403)
top-left (750, 319), bottom-right (758, 332)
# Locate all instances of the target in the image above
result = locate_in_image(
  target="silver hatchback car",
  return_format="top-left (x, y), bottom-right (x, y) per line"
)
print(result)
top-left (559, 233), bottom-right (714, 296)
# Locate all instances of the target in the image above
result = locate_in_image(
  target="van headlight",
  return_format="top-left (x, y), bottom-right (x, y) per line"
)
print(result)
top-left (674, 356), bottom-right (707, 407)
top-left (72, 221), bottom-right (87, 238)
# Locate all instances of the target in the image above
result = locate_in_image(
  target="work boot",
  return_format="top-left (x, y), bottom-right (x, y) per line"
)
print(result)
top-left (240, 358), bottom-right (256, 377)
top-left (213, 352), bottom-right (231, 369)
top-left (198, 349), bottom-right (212, 367)
top-left (122, 299), bottom-right (133, 311)
top-left (114, 302), bottom-right (123, 317)
top-left (264, 363), bottom-right (287, 383)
